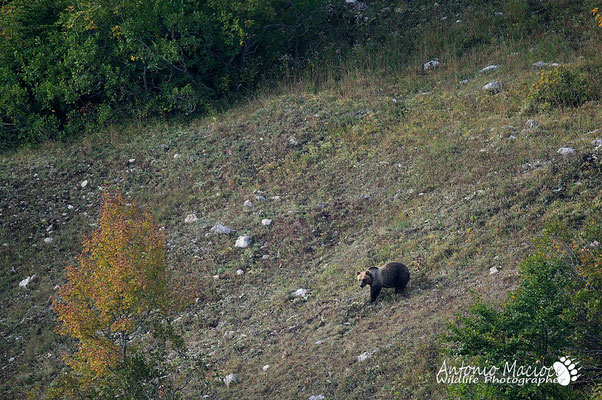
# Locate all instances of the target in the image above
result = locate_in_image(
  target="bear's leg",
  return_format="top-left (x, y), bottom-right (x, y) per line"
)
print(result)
top-left (370, 285), bottom-right (382, 303)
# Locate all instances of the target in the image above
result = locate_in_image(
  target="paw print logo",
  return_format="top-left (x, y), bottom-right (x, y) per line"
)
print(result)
top-left (553, 356), bottom-right (581, 386)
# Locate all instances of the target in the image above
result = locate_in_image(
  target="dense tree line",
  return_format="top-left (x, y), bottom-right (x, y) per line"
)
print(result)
top-left (0, 0), bottom-right (351, 149)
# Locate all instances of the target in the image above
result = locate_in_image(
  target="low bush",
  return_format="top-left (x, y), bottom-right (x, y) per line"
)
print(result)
top-left (444, 220), bottom-right (602, 399)
top-left (526, 66), bottom-right (596, 112)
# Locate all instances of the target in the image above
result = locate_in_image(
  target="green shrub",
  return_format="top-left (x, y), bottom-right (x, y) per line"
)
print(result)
top-left (444, 220), bottom-right (602, 399)
top-left (526, 66), bottom-right (595, 112)
top-left (0, 0), bottom-right (335, 150)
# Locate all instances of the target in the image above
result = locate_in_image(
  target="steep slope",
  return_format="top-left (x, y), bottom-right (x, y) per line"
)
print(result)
top-left (1, 30), bottom-right (601, 399)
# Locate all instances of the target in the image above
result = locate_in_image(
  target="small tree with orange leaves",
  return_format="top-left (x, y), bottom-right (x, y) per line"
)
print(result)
top-left (52, 190), bottom-right (169, 386)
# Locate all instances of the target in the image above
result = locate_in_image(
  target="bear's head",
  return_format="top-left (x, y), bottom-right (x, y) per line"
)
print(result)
top-left (356, 270), bottom-right (373, 288)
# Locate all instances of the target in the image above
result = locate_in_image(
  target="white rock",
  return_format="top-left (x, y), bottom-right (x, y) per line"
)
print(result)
top-left (494, 11), bottom-right (503, 16)
top-left (591, 139), bottom-right (602, 147)
top-left (128, 158), bottom-right (135, 163)
top-left (423, 59), bottom-right (440, 70)
top-left (292, 288), bottom-right (308, 298)
top-left (184, 214), bottom-right (198, 224)
top-left (357, 349), bottom-right (377, 362)
top-left (289, 137), bottom-right (298, 146)
top-left (43, 237), bottom-right (54, 244)
top-left (173, 153), bottom-right (181, 159)
top-left (236, 269), bottom-right (245, 275)
top-left (489, 266), bottom-right (499, 274)
top-left (213, 275), bottom-right (220, 280)
top-left (508, 135), bottom-right (517, 140)
top-left (67, 204), bottom-right (74, 210)
top-left (8, 357), bottom-right (15, 363)
top-left (482, 81), bottom-right (502, 93)
top-left (459, 79), bottom-right (469, 84)
top-left (308, 396), bottom-right (325, 400)
top-left (224, 373), bottom-right (238, 387)
top-left (262, 254), bottom-right (269, 259)
top-left (255, 195), bottom-right (266, 202)
top-left (261, 219), bottom-right (272, 226)
top-left (533, 61), bottom-right (549, 68)
top-left (480, 65), bottom-right (499, 73)
top-left (525, 119), bottom-right (539, 130)
top-left (557, 147), bottom-right (575, 156)
top-left (211, 224), bottom-right (236, 234)
top-left (19, 275), bottom-right (37, 288)
top-left (243, 200), bottom-right (254, 208)
top-left (263, 365), bottom-right (270, 372)
top-left (235, 236), bottom-right (252, 248)
top-left (80, 180), bottom-right (88, 188)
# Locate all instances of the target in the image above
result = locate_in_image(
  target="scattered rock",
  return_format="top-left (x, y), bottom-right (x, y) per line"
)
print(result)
top-left (80, 180), bottom-right (88, 188)
top-left (255, 195), bottom-right (266, 202)
top-left (67, 204), bottom-right (74, 210)
top-left (423, 59), bottom-right (440, 70)
top-left (557, 147), bottom-right (575, 156)
top-left (489, 266), bottom-right (499, 274)
top-left (211, 224), bottom-right (236, 234)
top-left (236, 269), bottom-right (245, 276)
top-left (224, 373), bottom-right (238, 387)
top-left (224, 331), bottom-right (236, 339)
top-left (592, 139), bottom-right (602, 147)
top-left (19, 274), bottom-right (37, 288)
top-left (43, 237), bottom-right (54, 244)
top-left (243, 200), bottom-right (254, 208)
top-left (494, 11), bottom-right (503, 16)
top-left (533, 61), bottom-right (558, 68)
top-left (292, 288), bottom-right (308, 298)
top-left (289, 137), bottom-right (298, 146)
top-left (128, 158), bottom-right (135, 163)
top-left (459, 79), bottom-right (469, 84)
top-left (482, 81), bottom-right (502, 94)
top-left (235, 236), bottom-right (252, 248)
top-left (357, 349), bottom-right (377, 362)
top-left (184, 214), bottom-right (198, 224)
top-left (525, 119), bottom-right (539, 130)
top-left (308, 396), bottom-right (325, 400)
top-left (508, 135), bottom-right (517, 140)
top-left (263, 365), bottom-right (270, 372)
top-left (480, 65), bottom-right (499, 73)
top-left (261, 219), bottom-right (272, 226)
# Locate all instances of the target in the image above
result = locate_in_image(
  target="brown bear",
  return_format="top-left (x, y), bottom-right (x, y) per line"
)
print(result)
top-left (356, 262), bottom-right (410, 303)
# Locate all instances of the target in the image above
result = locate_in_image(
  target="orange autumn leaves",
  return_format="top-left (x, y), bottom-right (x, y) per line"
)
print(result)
top-left (52, 190), bottom-right (168, 378)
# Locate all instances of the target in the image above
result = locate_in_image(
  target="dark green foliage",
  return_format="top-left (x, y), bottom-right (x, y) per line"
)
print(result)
top-left (444, 220), bottom-right (602, 399)
top-left (0, 0), bottom-right (334, 149)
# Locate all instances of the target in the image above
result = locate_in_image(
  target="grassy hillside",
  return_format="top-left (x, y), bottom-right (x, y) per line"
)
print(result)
top-left (1, 2), bottom-right (601, 399)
